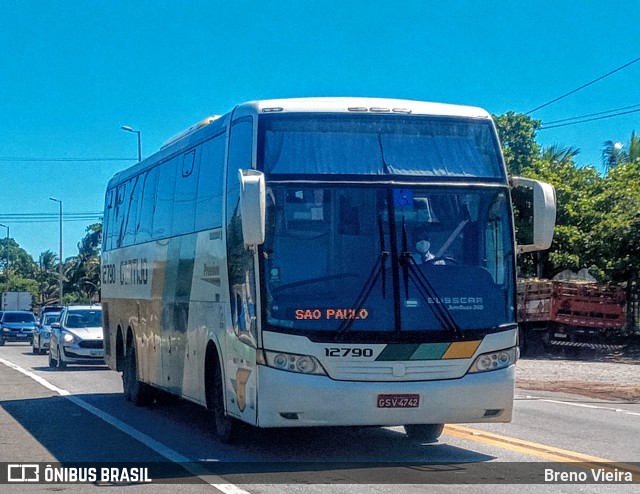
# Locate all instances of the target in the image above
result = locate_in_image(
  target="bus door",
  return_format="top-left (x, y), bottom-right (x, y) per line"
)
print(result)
top-left (223, 116), bottom-right (259, 424)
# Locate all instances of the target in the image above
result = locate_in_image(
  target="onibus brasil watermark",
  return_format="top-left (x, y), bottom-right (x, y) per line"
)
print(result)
top-left (7, 464), bottom-right (151, 484)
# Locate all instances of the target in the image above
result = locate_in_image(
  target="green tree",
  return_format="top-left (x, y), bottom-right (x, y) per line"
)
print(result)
top-left (0, 238), bottom-right (37, 300)
top-left (590, 161), bottom-right (640, 331)
top-left (492, 112), bottom-right (542, 175)
top-left (0, 238), bottom-right (37, 280)
top-left (589, 161), bottom-right (640, 284)
top-left (516, 144), bottom-right (604, 279)
top-left (65, 223), bottom-right (102, 303)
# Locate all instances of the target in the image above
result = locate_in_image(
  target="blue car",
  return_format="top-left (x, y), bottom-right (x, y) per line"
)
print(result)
top-left (0, 311), bottom-right (37, 345)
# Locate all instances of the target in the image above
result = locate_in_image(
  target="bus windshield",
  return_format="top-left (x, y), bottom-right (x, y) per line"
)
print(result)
top-left (259, 114), bottom-right (504, 179)
top-left (263, 185), bottom-right (515, 337)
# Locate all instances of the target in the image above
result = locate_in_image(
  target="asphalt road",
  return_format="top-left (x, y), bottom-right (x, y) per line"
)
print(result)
top-left (0, 342), bottom-right (638, 493)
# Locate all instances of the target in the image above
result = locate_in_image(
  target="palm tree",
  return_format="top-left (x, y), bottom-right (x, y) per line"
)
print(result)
top-left (602, 141), bottom-right (626, 171)
top-left (37, 250), bottom-right (61, 305)
top-left (65, 224), bottom-right (102, 302)
top-left (627, 131), bottom-right (640, 164)
top-left (602, 131), bottom-right (640, 172)
top-left (540, 144), bottom-right (580, 167)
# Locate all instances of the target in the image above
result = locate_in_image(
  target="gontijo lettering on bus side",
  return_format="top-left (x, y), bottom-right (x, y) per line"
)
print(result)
top-left (101, 258), bottom-right (148, 286)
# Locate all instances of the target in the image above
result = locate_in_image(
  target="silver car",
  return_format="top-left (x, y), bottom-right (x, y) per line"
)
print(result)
top-left (49, 305), bottom-right (104, 369)
top-left (32, 311), bottom-right (61, 354)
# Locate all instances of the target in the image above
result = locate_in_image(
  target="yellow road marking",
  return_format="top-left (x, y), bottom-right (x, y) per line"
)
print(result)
top-left (444, 425), bottom-right (640, 477)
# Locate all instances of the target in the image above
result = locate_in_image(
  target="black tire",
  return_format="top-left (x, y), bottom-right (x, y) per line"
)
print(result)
top-left (122, 345), bottom-right (153, 406)
top-left (0, 338), bottom-right (5, 346)
top-left (404, 424), bottom-right (445, 443)
top-left (57, 346), bottom-right (66, 369)
top-left (211, 362), bottom-right (241, 443)
top-left (519, 327), bottom-right (545, 357)
top-left (48, 347), bottom-right (57, 368)
top-left (32, 343), bottom-right (40, 354)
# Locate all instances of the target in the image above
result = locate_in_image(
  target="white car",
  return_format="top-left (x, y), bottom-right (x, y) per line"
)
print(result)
top-left (49, 305), bottom-right (104, 369)
top-left (32, 311), bottom-right (61, 354)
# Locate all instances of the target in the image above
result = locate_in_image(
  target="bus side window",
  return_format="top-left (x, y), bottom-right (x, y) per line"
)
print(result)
top-left (173, 148), bottom-right (200, 236)
top-left (136, 167), bottom-right (159, 243)
top-left (103, 189), bottom-right (115, 251)
top-left (485, 194), bottom-right (507, 284)
top-left (195, 133), bottom-right (225, 230)
top-left (153, 158), bottom-right (178, 239)
top-left (122, 175), bottom-right (142, 247)
top-left (114, 182), bottom-right (131, 248)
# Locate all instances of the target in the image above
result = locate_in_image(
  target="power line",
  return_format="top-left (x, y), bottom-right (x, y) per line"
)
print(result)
top-left (540, 107), bottom-right (640, 130)
top-left (526, 56), bottom-right (640, 115)
top-left (0, 212), bottom-right (101, 216)
top-left (542, 103), bottom-right (640, 125)
top-left (0, 214), bottom-right (101, 219)
top-left (0, 219), bottom-right (101, 224)
top-left (0, 157), bottom-right (135, 162)
top-left (0, 212), bottom-right (102, 224)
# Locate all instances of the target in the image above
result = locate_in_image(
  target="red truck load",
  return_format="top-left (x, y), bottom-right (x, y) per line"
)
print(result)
top-left (517, 279), bottom-right (626, 355)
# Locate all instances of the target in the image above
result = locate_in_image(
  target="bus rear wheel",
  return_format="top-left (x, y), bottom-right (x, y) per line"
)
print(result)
top-left (123, 346), bottom-right (153, 406)
top-left (404, 424), bottom-right (444, 443)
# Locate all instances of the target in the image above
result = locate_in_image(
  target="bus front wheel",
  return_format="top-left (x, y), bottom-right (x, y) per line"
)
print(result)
top-left (404, 424), bottom-right (444, 443)
top-left (212, 362), bottom-right (241, 444)
top-left (123, 346), bottom-right (153, 406)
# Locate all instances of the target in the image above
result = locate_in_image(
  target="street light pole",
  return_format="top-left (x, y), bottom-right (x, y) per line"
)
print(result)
top-left (49, 197), bottom-right (63, 304)
top-left (121, 125), bottom-right (142, 162)
top-left (0, 223), bottom-right (8, 284)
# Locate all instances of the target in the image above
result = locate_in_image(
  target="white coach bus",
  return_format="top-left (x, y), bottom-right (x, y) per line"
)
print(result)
top-left (101, 98), bottom-right (555, 443)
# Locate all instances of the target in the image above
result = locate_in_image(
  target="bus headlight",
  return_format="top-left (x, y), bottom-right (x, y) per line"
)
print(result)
top-left (468, 347), bottom-right (517, 373)
top-left (259, 350), bottom-right (327, 376)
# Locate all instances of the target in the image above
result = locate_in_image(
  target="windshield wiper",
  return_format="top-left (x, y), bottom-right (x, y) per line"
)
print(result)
top-left (400, 219), bottom-right (463, 340)
top-left (336, 215), bottom-right (389, 336)
top-left (378, 214), bottom-right (388, 298)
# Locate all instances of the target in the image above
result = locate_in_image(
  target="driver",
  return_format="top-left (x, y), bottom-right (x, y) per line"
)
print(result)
top-left (413, 238), bottom-right (435, 264)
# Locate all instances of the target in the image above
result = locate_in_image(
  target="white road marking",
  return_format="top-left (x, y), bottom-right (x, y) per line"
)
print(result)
top-left (0, 356), bottom-right (252, 494)
top-left (523, 394), bottom-right (640, 417)
top-left (0, 356), bottom-right (70, 395)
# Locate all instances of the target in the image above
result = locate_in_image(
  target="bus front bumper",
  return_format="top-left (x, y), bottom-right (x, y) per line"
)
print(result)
top-left (256, 364), bottom-right (515, 428)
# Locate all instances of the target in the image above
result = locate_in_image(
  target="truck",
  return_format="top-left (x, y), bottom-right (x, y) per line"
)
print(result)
top-left (517, 278), bottom-right (626, 356)
top-left (1, 291), bottom-right (33, 311)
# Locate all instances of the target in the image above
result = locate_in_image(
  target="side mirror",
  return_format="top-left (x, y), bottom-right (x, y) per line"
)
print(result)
top-left (511, 177), bottom-right (556, 253)
top-left (51, 322), bottom-right (61, 329)
top-left (239, 169), bottom-right (266, 247)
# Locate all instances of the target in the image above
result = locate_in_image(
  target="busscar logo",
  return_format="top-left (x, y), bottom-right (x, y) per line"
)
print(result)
top-left (8, 464), bottom-right (39, 482)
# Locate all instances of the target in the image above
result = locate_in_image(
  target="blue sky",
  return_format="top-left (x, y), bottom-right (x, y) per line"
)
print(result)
top-left (1, 0), bottom-right (639, 259)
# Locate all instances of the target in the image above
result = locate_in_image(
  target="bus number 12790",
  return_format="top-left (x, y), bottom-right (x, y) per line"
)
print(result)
top-left (324, 347), bottom-right (374, 358)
